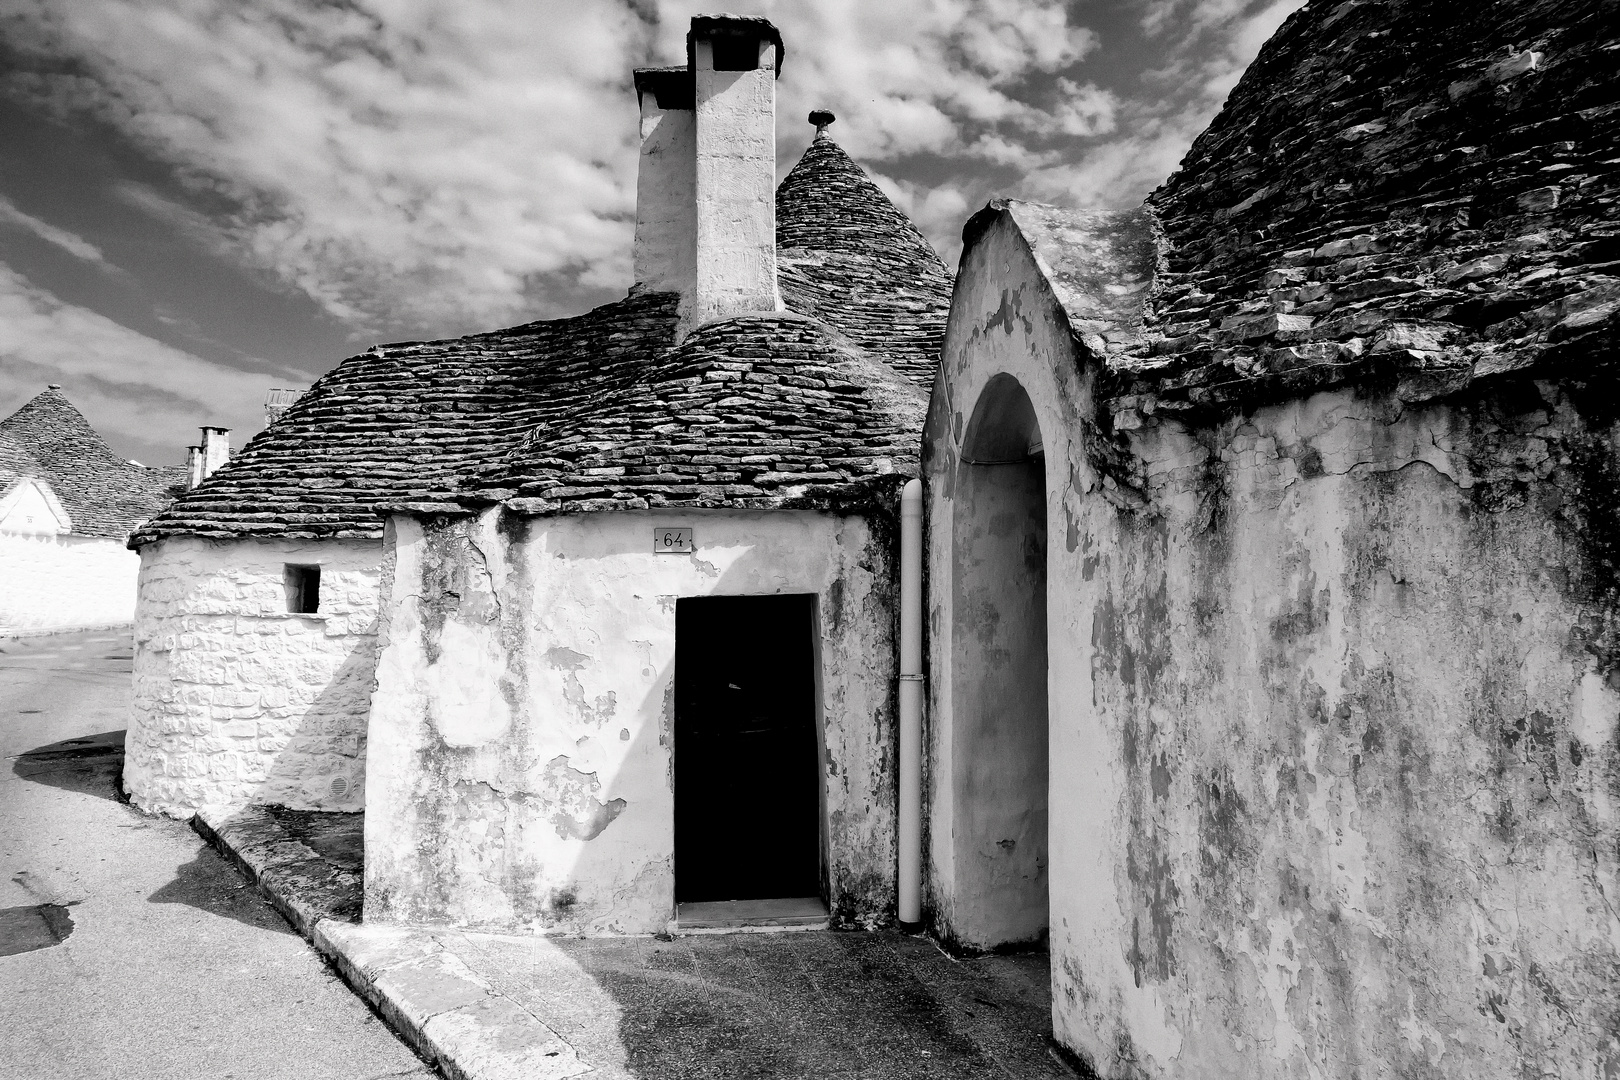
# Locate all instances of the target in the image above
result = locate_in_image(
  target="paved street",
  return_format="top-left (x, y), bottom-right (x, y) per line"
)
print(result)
top-left (0, 630), bottom-right (432, 1080)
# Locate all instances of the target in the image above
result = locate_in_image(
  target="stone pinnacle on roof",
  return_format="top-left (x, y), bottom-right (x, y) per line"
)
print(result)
top-left (809, 110), bottom-right (835, 141)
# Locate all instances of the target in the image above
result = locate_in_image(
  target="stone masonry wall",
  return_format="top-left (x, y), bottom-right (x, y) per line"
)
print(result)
top-left (124, 535), bottom-right (382, 818)
top-left (0, 531), bottom-right (141, 633)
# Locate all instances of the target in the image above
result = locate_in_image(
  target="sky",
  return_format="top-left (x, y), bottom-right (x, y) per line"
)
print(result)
top-left (0, 0), bottom-right (1304, 465)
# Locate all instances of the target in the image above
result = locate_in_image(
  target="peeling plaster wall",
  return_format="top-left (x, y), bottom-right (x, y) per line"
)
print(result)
top-left (365, 508), bottom-right (898, 935)
top-left (124, 536), bottom-right (382, 818)
top-left (925, 216), bottom-right (1620, 1079)
top-left (0, 531), bottom-right (140, 633)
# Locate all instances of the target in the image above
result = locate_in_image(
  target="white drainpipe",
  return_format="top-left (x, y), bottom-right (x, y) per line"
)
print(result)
top-left (898, 478), bottom-right (924, 927)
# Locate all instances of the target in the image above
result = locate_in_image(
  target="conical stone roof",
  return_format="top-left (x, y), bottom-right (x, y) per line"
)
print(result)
top-left (989, 0), bottom-right (1620, 418)
top-left (776, 135), bottom-right (954, 389)
top-left (0, 387), bottom-right (183, 537)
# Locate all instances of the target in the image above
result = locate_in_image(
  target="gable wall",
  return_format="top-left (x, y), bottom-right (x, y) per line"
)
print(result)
top-left (927, 216), bottom-right (1620, 1078)
top-left (365, 507), bottom-right (899, 935)
top-left (124, 535), bottom-right (382, 817)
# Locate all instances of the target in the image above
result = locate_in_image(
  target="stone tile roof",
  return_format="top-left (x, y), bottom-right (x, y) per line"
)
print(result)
top-left (0, 387), bottom-right (183, 539)
top-left (777, 135), bottom-right (954, 389)
top-left (131, 294), bottom-right (682, 544)
top-left (133, 136), bottom-right (947, 545)
top-left (1003, 0), bottom-right (1620, 420)
top-left (468, 313), bottom-right (924, 514)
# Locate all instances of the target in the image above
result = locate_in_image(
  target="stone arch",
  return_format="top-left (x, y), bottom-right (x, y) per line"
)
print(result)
top-left (947, 372), bottom-right (1050, 948)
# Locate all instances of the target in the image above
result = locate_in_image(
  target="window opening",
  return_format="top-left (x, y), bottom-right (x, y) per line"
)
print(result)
top-left (284, 564), bottom-right (321, 614)
top-left (711, 35), bottom-right (761, 71)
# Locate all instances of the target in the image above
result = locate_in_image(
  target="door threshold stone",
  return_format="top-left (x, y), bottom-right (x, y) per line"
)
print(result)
top-left (675, 896), bottom-right (829, 932)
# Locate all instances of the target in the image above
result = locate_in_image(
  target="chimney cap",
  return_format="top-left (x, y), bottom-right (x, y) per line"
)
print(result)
top-left (809, 110), bottom-right (835, 140)
top-left (46, 384), bottom-right (61, 390)
top-left (633, 66), bottom-right (695, 111)
top-left (688, 14), bottom-right (784, 76)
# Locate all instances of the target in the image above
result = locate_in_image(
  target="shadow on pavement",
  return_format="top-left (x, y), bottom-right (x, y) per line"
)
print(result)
top-left (147, 848), bottom-right (298, 935)
top-left (10, 730), bottom-right (126, 799)
top-left (546, 931), bottom-right (1071, 1080)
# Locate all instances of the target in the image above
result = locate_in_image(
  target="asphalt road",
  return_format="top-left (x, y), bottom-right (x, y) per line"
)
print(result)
top-left (0, 629), bottom-right (433, 1080)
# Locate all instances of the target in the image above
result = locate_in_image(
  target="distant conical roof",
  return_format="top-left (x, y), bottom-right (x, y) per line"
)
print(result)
top-left (776, 136), bottom-right (953, 389)
top-left (0, 387), bottom-right (183, 537)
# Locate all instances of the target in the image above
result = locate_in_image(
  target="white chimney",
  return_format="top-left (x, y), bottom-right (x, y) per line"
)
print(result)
top-left (690, 16), bottom-right (783, 326)
top-left (199, 426), bottom-right (229, 481)
top-left (185, 445), bottom-right (204, 490)
top-left (632, 67), bottom-right (696, 297)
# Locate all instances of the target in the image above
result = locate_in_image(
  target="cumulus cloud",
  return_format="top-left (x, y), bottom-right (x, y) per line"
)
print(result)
top-left (1, 0), bottom-right (1306, 342)
top-left (3, 0), bottom-right (652, 335)
top-left (1022, 0), bottom-right (1305, 209)
top-left (0, 259), bottom-right (297, 461)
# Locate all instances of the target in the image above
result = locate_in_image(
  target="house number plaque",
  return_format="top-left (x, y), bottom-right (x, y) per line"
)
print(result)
top-left (654, 527), bottom-right (694, 554)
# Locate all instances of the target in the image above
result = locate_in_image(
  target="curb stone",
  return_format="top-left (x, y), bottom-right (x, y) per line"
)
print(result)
top-left (193, 805), bottom-right (587, 1080)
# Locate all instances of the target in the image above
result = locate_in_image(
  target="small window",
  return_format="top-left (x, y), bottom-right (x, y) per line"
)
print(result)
top-left (711, 35), bottom-right (761, 71)
top-left (284, 564), bottom-right (321, 614)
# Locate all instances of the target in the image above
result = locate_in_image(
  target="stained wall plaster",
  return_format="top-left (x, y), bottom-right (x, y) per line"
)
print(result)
top-left (924, 214), bottom-right (1620, 1078)
top-left (365, 507), bottom-right (899, 935)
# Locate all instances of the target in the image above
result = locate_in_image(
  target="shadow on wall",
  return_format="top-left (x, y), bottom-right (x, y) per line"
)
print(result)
top-left (251, 640), bottom-right (374, 811)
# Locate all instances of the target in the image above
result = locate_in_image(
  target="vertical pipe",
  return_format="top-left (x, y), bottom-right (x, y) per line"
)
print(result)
top-left (898, 478), bottom-right (924, 927)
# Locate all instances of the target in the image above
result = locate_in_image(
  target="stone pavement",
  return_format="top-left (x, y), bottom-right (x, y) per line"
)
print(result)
top-left (0, 631), bottom-right (431, 1080)
top-left (199, 804), bottom-right (1082, 1080)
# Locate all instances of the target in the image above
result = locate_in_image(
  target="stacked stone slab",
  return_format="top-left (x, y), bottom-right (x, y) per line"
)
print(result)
top-left (1102, 0), bottom-right (1618, 419)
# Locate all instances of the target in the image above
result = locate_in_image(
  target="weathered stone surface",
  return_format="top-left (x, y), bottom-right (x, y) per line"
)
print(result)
top-left (932, 204), bottom-right (1620, 1078)
top-left (929, 2), bottom-right (1620, 1071)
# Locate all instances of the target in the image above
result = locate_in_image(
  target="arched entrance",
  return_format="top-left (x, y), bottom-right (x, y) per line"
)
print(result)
top-left (949, 373), bottom-right (1049, 948)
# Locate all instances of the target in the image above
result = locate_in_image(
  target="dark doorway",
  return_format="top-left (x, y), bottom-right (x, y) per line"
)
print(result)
top-left (675, 594), bottom-right (821, 903)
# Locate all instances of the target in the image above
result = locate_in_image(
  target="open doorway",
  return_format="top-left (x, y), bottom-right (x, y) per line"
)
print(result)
top-left (674, 594), bottom-right (822, 906)
top-left (949, 373), bottom-right (1049, 948)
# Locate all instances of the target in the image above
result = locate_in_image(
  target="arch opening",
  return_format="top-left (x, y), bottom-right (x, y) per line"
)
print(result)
top-left (948, 373), bottom-right (1050, 949)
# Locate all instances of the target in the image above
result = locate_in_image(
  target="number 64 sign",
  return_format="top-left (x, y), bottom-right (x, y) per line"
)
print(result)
top-left (654, 527), bottom-right (694, 554)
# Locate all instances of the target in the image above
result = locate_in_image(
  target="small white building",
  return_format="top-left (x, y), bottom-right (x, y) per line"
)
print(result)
top-left (125, 15), bottom-right (952, 933)
top-left (0, 386), bottom-right (184, 635)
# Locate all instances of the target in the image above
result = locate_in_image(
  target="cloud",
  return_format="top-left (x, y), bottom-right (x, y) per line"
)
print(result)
top-left (1021, 0), bottom-right (1306, 209)
top-left (0, 193), bottom-right (112, 267)
top-left (3, 0), bottom-right (653, 335)
top-left (0, 259), bottom-right (299, 462)
top-left (1, 0), bottom-right (1307, 340)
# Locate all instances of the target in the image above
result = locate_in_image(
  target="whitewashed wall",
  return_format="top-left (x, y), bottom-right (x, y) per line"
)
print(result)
top-left (925, 214), bottom-right (1620, 1080)
top-left (0, 531), bottom-right (141, 634)
top-left (124, 535), bottom-right (382, 818)
top-left (366, 507), bottom-right (900, 935)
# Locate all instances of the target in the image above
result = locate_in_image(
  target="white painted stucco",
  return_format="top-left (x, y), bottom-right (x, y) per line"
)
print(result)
top-left (925, 214), bottom-right (1620, 1079)
top-left (633, 96), bottom-right (696, 296)
top-left (366, 507), bottom-right (900, 935)
top-left (124, 535), bottom-right (382, 818)
top-left (0, 530), bottom-right (141, 634)
top-left (691, 36), bottom-right (781, 328)
top-left (0, 478), bottom-right (71, 536)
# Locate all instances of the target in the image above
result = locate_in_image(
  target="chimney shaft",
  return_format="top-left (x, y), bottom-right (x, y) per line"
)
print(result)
top-left (633, 68), bottom-right (696, 296)
top-left (691, 22), bottom-right (782, 326)
top-left (186, 446), bottom-right (204, 490)
top-left (199, 426), bottom-right (230, 481)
